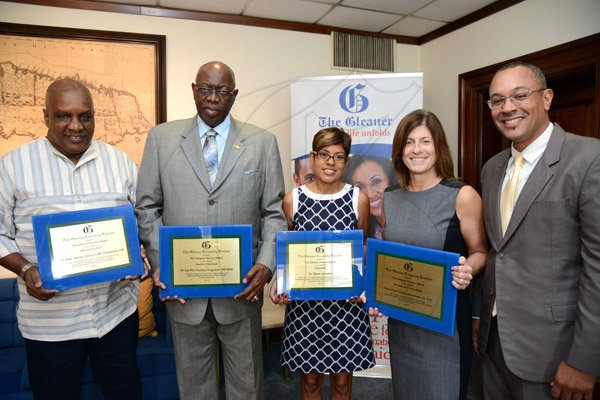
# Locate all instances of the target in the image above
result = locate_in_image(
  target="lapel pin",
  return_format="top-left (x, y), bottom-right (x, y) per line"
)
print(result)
top-left (233, 144), bottom-right (241, 149)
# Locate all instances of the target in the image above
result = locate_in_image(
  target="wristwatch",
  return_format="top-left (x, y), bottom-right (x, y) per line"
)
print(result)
top-left (19, 263), bottom-right (34, 280)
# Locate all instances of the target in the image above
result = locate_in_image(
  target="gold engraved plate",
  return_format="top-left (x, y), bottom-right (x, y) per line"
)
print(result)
top-left (171, 237), bottom-right (241, 286)
top-left (286, 241), bottom-right (353, 290)
top-left (375, 253), bottom-right (444, 319)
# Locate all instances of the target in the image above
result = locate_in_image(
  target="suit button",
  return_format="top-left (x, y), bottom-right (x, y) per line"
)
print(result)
top-left (498, 253), bottom-right (505, 260)
top-left (208, 199), bottom-right (215, 205)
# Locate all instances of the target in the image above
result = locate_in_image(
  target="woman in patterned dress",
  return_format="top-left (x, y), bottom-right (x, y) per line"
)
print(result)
top-left (373, 109), bottom-right (487, 399)
top-left (270, 127), bottom-right (375, 400)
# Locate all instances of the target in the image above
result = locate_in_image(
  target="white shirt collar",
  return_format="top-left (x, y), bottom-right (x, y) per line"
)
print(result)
top-left (511, 122), bottom-right (553, 164)
top-left (197, 114), bottom-right (231, 140)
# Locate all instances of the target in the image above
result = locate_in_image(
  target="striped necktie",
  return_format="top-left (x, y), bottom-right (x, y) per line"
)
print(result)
top-left (203, 129), bottom-right (218, 184)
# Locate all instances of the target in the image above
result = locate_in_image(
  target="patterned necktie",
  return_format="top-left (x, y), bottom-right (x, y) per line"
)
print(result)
top-left (203, 129), bottom-right (218, 184)
top-left (500, 153), bottom-right (524, 236)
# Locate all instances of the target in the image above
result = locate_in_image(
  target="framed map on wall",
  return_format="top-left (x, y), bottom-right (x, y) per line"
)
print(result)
top-left (0, 22), bottom-right (166, 165)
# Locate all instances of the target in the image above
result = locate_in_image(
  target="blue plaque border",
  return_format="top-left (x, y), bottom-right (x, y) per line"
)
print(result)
top-left (32, 205), bottom-right (143, 291)
top-left (159, 225), bottom-right (252, 298)
top-left (275, 230), bottom-right (364, 300)
top-left (365, 238), bottom-right (459, 336)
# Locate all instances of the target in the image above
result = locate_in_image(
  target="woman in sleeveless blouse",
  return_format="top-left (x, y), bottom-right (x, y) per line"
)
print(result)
top-left (270, 127), bottom-right (375, 400)
top-left (373, 110), bottom-right (487, 400)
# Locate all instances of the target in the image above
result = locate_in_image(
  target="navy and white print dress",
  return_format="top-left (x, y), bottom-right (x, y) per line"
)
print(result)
top-left (280, 184), bottom-right (375, 373)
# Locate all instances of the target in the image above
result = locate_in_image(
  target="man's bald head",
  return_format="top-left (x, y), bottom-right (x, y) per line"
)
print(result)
top-left (45, 78), bottom-right (94, 109)
top-left (43, 78), bottom-right (95, 164)
top-left (192, 61), bottom-right (238, 127)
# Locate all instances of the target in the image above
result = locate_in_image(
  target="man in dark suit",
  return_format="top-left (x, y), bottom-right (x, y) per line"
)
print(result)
top-left (135, 61), bottom-right (286, 399)
top-left (478, 61), bottom-right (600, 399)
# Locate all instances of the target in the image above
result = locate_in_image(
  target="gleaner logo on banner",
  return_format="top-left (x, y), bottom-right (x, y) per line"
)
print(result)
top-left (339, 83), bottom-right (369, 113)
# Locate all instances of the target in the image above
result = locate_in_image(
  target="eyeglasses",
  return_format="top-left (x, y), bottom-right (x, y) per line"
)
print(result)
top-left (194, 85), bottom-right (236, 98)
top-left (487, 88), bottom-right (546, 109)
top-left (313, 151), bottom-right (347, 163)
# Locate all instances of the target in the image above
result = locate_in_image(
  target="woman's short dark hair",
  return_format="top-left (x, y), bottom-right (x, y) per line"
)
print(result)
top-left (312, 127), bottom-right (352, 156)
top-left (391, 109), bottom-right (455, 188)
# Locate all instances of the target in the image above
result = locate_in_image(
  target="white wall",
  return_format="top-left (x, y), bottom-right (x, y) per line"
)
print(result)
top-left (420, 0), bottom-right (600, 170)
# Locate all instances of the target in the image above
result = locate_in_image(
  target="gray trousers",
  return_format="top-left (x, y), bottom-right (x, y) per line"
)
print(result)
top-left (171, 301), bottom-right (264, 400)
top-left (482, 317), bottom-right (552, 400)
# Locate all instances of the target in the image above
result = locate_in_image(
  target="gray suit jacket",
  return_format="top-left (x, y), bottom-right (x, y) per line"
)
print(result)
top-left (136, 116), bottom-right (286, 325)
top-left (479, 124), bottom-right (600, 382)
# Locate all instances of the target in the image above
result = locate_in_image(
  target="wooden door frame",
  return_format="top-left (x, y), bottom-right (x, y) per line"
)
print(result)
top-left (458, 33), bottom-right (600, 190)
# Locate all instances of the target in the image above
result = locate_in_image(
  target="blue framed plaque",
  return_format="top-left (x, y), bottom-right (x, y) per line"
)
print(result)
top-left (159, 225), bottom-right (252, 298)
top-left (32, 205), bottom-right (143, 291)
top-left (275, 230), bottom-right (364, 300)
top-left (365, 238), bottom-right (459, 336)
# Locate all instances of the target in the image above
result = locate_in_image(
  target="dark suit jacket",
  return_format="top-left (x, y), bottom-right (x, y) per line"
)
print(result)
top-left (479, 124), bottom-right (600, 382)
top-left (135, 116), bottom-right (286, 325)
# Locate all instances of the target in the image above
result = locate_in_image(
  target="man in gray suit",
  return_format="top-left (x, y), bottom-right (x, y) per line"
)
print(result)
top-left (478, 61), bottom-right (600, 399)
top-left (135, 61), bottom-right (286, 399)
